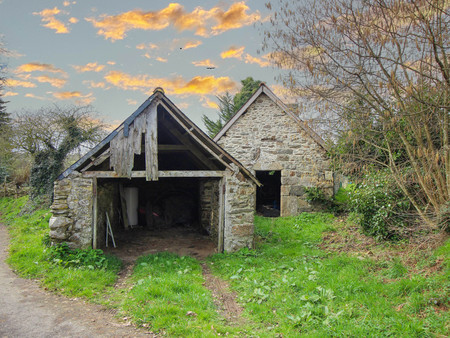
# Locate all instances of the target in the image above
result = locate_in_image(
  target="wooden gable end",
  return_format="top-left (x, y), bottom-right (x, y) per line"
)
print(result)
top-left (80, 99), bottom-right (229, 180)
top-left (109, 101), bottom-right (158, 180)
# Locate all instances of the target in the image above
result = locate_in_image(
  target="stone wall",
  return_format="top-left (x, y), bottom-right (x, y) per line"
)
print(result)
top-left (49, 172), bottom-right (93, 249)
top-left (217, 93), bottom-right (333, 216)
top-left (223, 170), bottom-right (256, 252)
top-left (199, 178), bottom-right (220, 240)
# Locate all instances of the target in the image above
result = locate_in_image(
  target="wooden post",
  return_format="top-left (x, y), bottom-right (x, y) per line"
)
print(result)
top-left (92, 177), bottom-right (98, 249)
top-left (217, 178), bottom-right (225, 253)
top-left (119, 183), bottom-right (130, 230)
top-left (145, 103), bottom-right (158, 181)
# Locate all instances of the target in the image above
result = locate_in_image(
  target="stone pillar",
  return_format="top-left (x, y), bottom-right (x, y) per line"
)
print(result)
top-left (49, 172), bottom-right (94, 249)
top-left (223, 170), bottom-right (256, 252)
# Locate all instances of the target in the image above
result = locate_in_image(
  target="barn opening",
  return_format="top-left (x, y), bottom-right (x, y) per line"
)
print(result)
top-left (255, 170), bottom-right (281, 217)
top-left (94, 176), bottom-right (222, 257)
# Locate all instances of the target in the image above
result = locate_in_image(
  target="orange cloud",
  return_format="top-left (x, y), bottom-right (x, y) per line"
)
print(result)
top-left (183, 40), bottom-right (202, 49)
top-left (33, 7), bottom-right (69, 34)
top-left (156, 57), bottom-right (168, 63)
top-left (83, 80), bottom-right (106, 88)
top-left (72, 62), bottom-right (105, 72)
top-left (174, 76), bottom-right (236, 95)
top-left (87, 3), bottom-right (260, 41)
top-left (6, 79), bottom-right (36, 88)
top-left (53, 91), bottom-right (95, 104)
top-left (127, 99), bottom-right (137, 105)
top-left (244, 53), bottom-right (270, 67)
top-left (33, 75), bottom-right (67, 88)
top-left (25, 93), bottom-right (47, 100)
top-left (3, 91), bottom-right (18, 97)
top-left (203, 98), bottom-right (219, 109)
top-left (104, 71), bottom-right (237, 96)
top-left (221, 46), bottom-right (245, 59)
top-left (69, 17), bottom-right (79, 24)
top-left (136, 42), bottom-right (159, 50)
top-left (16, 62), bottom-right (66, 74)
top-left (212, 2), bottom-right (260, 34)
top-left (107, 61), bottom-right (116, 65)
top-left (192, 59), bottom-right (216, 68)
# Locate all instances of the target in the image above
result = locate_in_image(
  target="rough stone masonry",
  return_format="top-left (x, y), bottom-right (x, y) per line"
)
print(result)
top-left (217, 92), bottom-right (333, 216)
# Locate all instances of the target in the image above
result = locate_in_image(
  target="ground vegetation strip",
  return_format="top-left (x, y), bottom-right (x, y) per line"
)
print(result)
top-left (0, 197), bottom-right (448, 336)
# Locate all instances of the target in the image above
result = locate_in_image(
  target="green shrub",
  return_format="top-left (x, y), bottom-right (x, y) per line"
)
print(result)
top-left (348, 171), bottom-right (410, 239)
top-left (48, 242), bottom-right (116, 270)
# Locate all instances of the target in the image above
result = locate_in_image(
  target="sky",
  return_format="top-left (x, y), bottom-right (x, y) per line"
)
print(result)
top-left (0, 1), bottom-right (285, 131)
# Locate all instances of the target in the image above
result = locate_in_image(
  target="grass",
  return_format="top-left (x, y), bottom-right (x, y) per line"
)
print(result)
top-left (208, 214), bottom-right (449, 337)
top-left (1, 197), bottom-right (448, 336)
top-left (0, 197), bottom-right (121, 299)
top-left (114, 252), bottom-right (251, 336)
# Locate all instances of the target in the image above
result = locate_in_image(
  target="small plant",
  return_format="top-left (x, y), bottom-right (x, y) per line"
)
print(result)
top-left (304, 187), bottom-right (327, 204)
top-left (48, 242), bottom-right (110, 270)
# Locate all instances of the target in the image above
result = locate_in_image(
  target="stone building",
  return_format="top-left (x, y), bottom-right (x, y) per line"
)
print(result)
top-left (49, 88), bottom-right (259, 252)
top-left (215, 83), bottom-right (333, 217)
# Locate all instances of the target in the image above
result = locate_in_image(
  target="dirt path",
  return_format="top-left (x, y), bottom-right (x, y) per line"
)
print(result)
top-left (201, 263), bottom-right (245, 325)
top-left (0, 224), bottom-right (151, 337)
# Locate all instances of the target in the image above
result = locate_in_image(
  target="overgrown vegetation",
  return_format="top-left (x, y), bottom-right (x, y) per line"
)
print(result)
top-left (0, 196), bottom-right (121, 298)
top-left (1, 197), bottom-right (447, 336)
top-left (264, 0), bottom-right (449, 230)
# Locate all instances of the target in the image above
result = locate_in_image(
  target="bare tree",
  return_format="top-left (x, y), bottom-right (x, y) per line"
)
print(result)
top-left (264, 0), bottom-right (449, 226)
top-left (11, 105), bottom-right (107, 198)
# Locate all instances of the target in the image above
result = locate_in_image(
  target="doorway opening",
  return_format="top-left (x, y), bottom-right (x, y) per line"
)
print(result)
top-left (255, 170), bottom-right (281, 217)
top-left (95, 177), bottom-right (221, 259)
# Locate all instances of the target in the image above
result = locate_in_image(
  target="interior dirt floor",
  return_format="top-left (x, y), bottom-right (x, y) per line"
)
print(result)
top-left (103, 226), bottom-right (217, 264)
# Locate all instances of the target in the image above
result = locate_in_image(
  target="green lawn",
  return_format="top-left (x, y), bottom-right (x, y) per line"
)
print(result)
top-left (1, 197), bottom-right (448, 337)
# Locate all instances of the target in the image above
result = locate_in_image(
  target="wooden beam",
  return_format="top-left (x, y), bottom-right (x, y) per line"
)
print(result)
top-left (160, 118), bottom-right (219, 170)
top-left (81, 149), bottom-right (110, 172)
top-left (158, 144), bottom-right (189, 151)
top-left (218, 178), bottom-right (225, 253)
top-left (119, 183), bottom-right (130, 230)
top-left (83, 170), bottom-right (225, 178)
top-left (92, 177), bottom-right (98, 249)
top-left (145, 103), bottom-right (158, 181)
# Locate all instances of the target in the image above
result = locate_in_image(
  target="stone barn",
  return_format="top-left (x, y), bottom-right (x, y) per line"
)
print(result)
top-left (214, 83), bottom-right (333, 217)
top-left (49, 88), bottom-right (259, 252)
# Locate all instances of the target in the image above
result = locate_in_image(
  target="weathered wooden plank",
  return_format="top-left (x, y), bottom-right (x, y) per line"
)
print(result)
top-left (145, 103), bottom-right (158, 181)
top-left (158, 144), bottom-right (190, 151)
top-left (119, 183), bottom-right (129, 230)
top-left (92, 177), bottom-right (98, 249)
top-left (83, 170), bottom-right (225, 178)
top-left (81, 149), bottom-right (110, 172)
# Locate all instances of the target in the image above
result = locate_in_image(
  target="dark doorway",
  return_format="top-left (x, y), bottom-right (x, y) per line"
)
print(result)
top-left (255, 170), bottom-right (281, 217)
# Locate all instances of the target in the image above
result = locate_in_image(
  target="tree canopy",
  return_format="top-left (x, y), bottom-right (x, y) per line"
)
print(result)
top-left (202, 77), bottom-right (261, 138)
